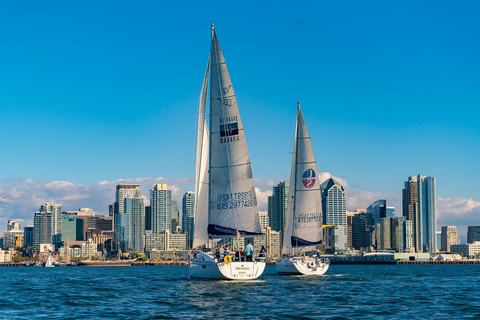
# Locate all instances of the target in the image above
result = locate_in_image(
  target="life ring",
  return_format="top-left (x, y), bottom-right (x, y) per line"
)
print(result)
top-left (224, 255), bottom-right (232, 264)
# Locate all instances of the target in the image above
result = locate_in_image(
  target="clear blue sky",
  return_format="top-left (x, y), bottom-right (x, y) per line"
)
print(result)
top-left (1, 1), bottom-right (479, 202)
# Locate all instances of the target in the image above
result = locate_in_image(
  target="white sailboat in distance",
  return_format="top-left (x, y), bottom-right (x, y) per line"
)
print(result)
top-left (189, 25), bottom-right (266, 280)
top-left (276, 103), bottom-right (330, 275)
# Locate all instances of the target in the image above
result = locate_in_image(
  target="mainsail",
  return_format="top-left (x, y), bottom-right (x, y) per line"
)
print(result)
top-left (207, 26), bottom-right (262, 238)
top-left (282, 103), bottom-right (323, 254)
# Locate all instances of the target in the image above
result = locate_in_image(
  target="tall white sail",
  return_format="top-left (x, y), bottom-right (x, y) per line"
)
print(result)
top-left (282, 103), bottom-right (323, 254)
top-left (192, 58), bottom-right (210, 248)
top-left (207, 27), bottom-right (261, 237)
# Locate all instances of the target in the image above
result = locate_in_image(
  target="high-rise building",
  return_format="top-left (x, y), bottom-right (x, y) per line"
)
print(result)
top-left (391, 217), bottom-right (413, 253)
top-left (61, 213), bottom-right (83, 242)
top-left (65, 208), bottom-right (95, 241)
top-left (171, 200), bottom-right (180, 233)
top-left (150, 184), bottom-right (171, 235)
top-left (182, 191), bottom-right (195, 248)
top-left (258, 211), bottom-right (269, 229)
top-left (402, 174), bottom-right (437, 253)
top-left (441, 226), bottom-right (460, 252)
top-left (3, 220), bottom-right (23, 249)
top-left (33, 201), bottom-right (62, 249)
top-left (467, 226), bottom-right (480, 244)
top-left (320, 178), bottom-right (346, 226)
top-left (268, 181), bottom-right (290, 242)
top-left (375, 217), bottom-right (412, 253)
top-left (24, 225), bottom-right (34, 248)
top-left (366, 200), bottom-right (396, 226)
top-left (350, 211), bottom-right (375, 251)
top-left (145, 206), bottom-right (152, 232)
top-left (324, 225), bottom-right (347, 254)
top-left (114, 184), bottom-right (144, 253)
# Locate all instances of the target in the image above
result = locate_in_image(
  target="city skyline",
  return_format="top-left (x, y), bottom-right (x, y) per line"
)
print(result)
top-left (1, 2), bottom-right (479, 238)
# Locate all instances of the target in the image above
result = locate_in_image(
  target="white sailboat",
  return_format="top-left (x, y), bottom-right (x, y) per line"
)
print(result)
top-left (276, 103), bottom-right (330, 275)
top-left (45, 255), bottom-right (55, 268)
top-left (189, 25), bottom-right (266, 280)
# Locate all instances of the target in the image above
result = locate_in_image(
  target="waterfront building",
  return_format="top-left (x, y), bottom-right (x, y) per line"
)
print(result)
top-left (33, 201), bottom-right (62, 249)
top-left (182, 191), bottom-right (195, 248)
top-left (467, 226), bottom-right (480, 243)
top-left (114, 184), bottom-right (144, 253)
top-left (253, 227), bottom-right (282, 259)
top-left (145, 232), bottom-right (165, 251)
top-left (24, 225), bottom-right (34, 248)
top-left (320, 178), bottom-right (346, 226)
top-left (324, 225), bottom-right (347, 254)
top-left (3, 220), bottom-right (23, 249)
top-left (402, 174), bottom-right (437, 253)
top-left (61, 213), bottom-right (83, 242)
top-left (450, 243), bottom-right (480, 258)
top-left (374, 217), bottom-right (413, 253)
top-left (259, 211), bottom-right (269, 229)
top-left (171, 200), bottom-right (180, 233)
top-left (0, 249), bottom-right (12, 263)
top-left (150, 184), bottom-right (171, 235)
top-left (165, 230), bottom-right (188, 250)
top-left (350, 210), bottom-right (374, 251)
top-left (376, 218), bottom-right (392, 250)
top-left (268, 181), bottom-right (289, 245)
top-left (441, 226), bottom-right (460, 253)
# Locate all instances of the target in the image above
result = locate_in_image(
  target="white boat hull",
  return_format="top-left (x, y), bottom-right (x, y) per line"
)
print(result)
top-left (189, 254), bottom-right (265, 280)
top-left (276, 257), bottom-right (329, 275)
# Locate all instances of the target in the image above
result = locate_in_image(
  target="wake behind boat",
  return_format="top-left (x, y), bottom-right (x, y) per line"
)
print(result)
top-left (276, 103), bottom-right (330, 276)
top-left (188, 25), bottom-right (266, 280)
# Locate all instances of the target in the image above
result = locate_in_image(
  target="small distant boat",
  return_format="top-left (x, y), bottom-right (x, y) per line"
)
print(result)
top-left (276, 103), bottom-right (330, 276)
top-left (76, 259), bottom-right (136, 267)
top-left (45, 256), bottom-right (55, 268)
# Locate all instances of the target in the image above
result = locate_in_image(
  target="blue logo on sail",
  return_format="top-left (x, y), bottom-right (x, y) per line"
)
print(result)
top-left (302, 169), bottom-right (316, 189)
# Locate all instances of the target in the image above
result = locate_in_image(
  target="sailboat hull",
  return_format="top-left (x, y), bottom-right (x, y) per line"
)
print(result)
top-left (276, 257), bottom-right (329, 276)
top-left (189, 253), bottom-right (265, 280)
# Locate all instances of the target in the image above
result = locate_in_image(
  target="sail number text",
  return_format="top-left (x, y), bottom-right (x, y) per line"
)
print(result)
top-left (217, 191), bottom-right (252, 201)
top-left (216, 191), bottom-right (254, 210)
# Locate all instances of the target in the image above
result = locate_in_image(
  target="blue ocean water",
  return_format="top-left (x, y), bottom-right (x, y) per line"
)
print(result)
top-left (1, 264), bottom-right (480, 319)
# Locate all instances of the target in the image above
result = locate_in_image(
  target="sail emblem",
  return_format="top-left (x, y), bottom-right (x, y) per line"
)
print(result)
top-left (220, 122), bottom-right (239, 137)
top-left (302, 169), bottom-right (316, 188)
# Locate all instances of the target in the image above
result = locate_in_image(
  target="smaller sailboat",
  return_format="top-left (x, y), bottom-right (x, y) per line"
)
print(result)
top-left (276, 103), bottom-right (330, 275)
top-left (45, 255), bottom-right (55, 268)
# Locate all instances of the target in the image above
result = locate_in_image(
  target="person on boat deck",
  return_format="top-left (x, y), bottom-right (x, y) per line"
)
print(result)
top-left (235, 248), bottom-right (244, 261)
top-left (224, 245), bottom-right (230, 254)
top-left (245, 241), bottom-right (254, 262)
top-left (258, 246), bottom-right (266, 258)
top-left (216, 244), bottom-right (224, 259)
